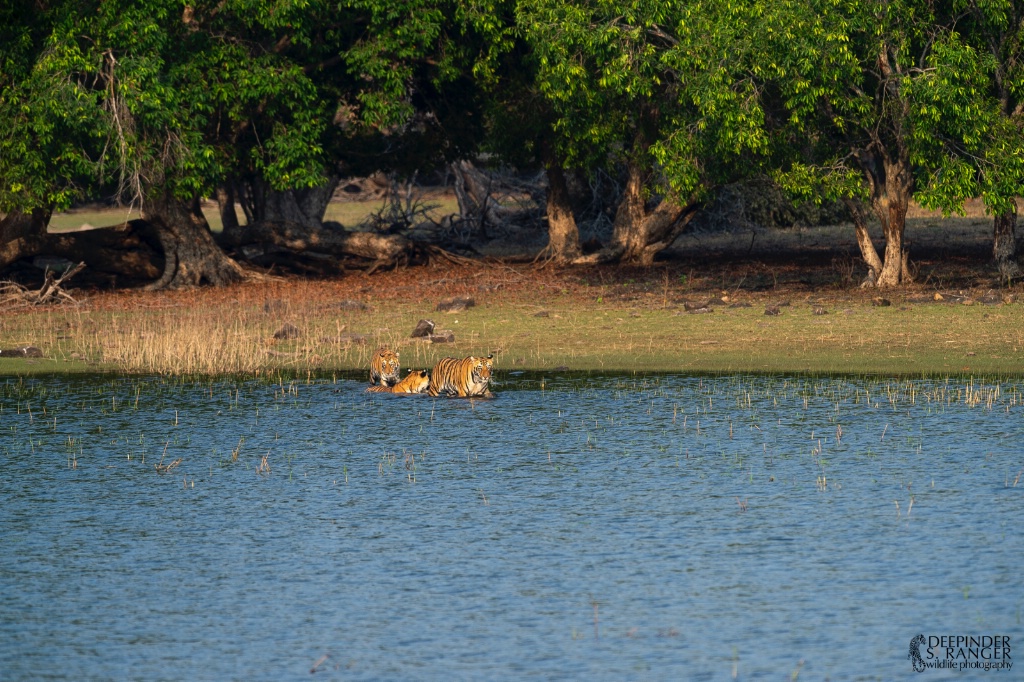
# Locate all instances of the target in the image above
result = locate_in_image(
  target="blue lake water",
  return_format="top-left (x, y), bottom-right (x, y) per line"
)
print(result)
top-left (1, 372), bottom-right (1022, 680)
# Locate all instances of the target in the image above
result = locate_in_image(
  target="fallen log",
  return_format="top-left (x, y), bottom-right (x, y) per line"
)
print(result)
top-left (219, 220), bottom-right (414, 262)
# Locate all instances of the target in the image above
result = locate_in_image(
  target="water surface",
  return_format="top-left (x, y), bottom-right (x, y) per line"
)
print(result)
top-left (1, 373), bottom-right (1021, 680)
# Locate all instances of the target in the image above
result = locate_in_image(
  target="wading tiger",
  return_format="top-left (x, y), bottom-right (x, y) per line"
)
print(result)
top-left (426, 354), bottom-right (493, 398)
top-left (365, 369), bottom-right (430, 394)
top-left (369, 347), bottom-right (401, 387)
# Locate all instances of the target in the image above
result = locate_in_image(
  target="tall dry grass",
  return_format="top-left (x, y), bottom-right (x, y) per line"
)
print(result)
top-left (100, 303), bottom-right (409, 374)
top-left (1, 295), bottom-right (413, 375)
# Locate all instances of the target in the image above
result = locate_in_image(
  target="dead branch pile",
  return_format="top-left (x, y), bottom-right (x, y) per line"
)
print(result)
top-left (449, 161), bottom-right (545, 241)
top-left (0, 262), bottom-right (86, 308)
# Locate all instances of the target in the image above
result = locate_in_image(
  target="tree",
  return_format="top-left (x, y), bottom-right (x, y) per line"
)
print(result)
top-left (1, 0), bottom-right (330, 288)
top-left (517, 0), bottom-right (771, 265)
top-left (769, 0), bottom-right (996, 288)
top-left (955, 0), bottom-right (1024, 280)
top-left (233, 0), bottom-right (506, 261)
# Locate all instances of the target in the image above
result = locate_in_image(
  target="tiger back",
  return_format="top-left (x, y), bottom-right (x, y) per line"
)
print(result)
top-left (366, 369), bottom-right (429, 394)
top-left (369, 347), bottom-right (401, 387)
top-left (426, 354), bottom-right (493, 398)
top-left (389, 369), bottom-right (430, 394)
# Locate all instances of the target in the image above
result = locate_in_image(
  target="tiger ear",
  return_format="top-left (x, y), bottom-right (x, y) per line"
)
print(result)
top-left (486, 354), bottom-right (493, 359)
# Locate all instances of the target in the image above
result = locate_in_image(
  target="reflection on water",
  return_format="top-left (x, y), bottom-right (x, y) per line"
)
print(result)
top-left (1, 373), bottom-right (1022, 680)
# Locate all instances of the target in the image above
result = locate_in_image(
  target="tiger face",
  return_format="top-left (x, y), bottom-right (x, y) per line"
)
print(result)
top-left (391, 369), bottom-right (430, 394)
top-left (471, 355), bottom-right (492, 384)
top-left (370, 347), bottom-right (401, 387)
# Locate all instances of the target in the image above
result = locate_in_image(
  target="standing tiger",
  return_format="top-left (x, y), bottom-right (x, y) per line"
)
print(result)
top-left (369, 347), bottom-right (401, 387)
top-left (427, 355), bottom-right (494, 397)
top-left (365, 369), bottom-right (430, 394)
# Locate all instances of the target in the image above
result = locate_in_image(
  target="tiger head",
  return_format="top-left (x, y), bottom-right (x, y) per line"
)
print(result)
top-left (394, 369), bottom-right (430, 394)
top-left (372, 347), bottom-right (401, 386)
top-left (473, 354), bottom-right (494, 383)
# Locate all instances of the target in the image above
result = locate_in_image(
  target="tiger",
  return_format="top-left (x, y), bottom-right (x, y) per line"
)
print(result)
top-left (369, 347), bottom-right (401, 387)
top-left (365, 369), bottom-right (430, 394)
top-left (426, 354), bottom-right (494, 398)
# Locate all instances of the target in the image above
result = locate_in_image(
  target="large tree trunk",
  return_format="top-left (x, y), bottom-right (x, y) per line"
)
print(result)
top-left (215, 182), bottom-right (240, 233)
top-left (993, 201), bottom-right (1021, 280)
top-left (844, 199), bottom-right (884, 279)
top-left (228, 176), bottom-right (339, 234)
top-left (143, 191), bottom-right (247, 289)
top-left (1, 209), bottom-right (164, 283)
top-left (853, 148), bottom-right (913, 288)
top-left (578, 162), bottom-right (698, 266)
top-left (0, 209), bottom-right (51, 271)
top-left (257, 176), bottom-right (340, 228)
top-left (543, 161), bottom-right (581, 263)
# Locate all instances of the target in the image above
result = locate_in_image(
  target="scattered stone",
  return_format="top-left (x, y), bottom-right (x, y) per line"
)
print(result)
top-left (683, 300), bottom-right (714, 311)
top-left (410, 318), bottom-right (436, 338)
top-left (429, 330), bottom-right (456, 343)
top-left (871, 297), bottom-right (891, 307)
top-left (337, 333), bottom-right (367, 345)
top-left (534, 311), bottom-right (550, 318)
top-left (812, 306), bottom-right (828, 315)
top-left (0, 346), bottom-right (43, 358)
top-left (337, 299), bottom-right (368, 311)
top-left (979, 293), bottom-right (1002, 306)
top-left (436, 296), bottom-right (476, 313)
top-left (764, 305), bottom-right (781, 316)
top-left (273, 323), bottom-right (301, 340)
top-left (688, 307), bottom-right (713, 314)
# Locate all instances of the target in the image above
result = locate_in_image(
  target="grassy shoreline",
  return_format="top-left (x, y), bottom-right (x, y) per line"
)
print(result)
top-left (2, 262), bottom-right (1022, 377)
